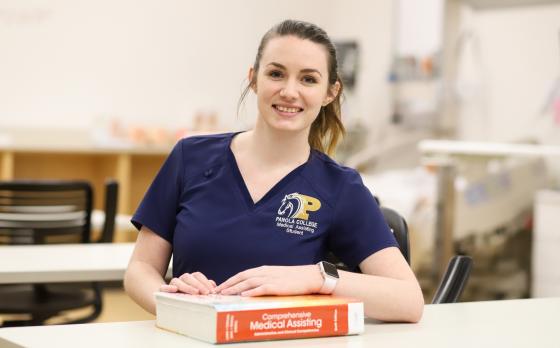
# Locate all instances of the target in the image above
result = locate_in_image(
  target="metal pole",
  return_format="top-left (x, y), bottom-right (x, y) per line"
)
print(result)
top-left (434, 161), bottom-right (456, 279)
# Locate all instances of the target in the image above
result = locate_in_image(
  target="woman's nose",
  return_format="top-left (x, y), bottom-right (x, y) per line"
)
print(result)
top-left (279, 80), bottom-right (298, 99)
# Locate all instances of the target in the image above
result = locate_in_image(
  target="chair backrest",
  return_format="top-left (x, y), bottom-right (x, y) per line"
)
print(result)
top-left (0, 180), bottom-right (93, 244)
top-left (98, 179), bottom-right (118, 243)
top-left (380, 207), bottom-right (410, 265)
top-left (431, 255), bottom-right (473, 304)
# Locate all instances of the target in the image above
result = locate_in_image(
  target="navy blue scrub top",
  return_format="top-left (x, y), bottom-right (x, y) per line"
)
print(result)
top-left (132, 132), bottom-right (398, 284)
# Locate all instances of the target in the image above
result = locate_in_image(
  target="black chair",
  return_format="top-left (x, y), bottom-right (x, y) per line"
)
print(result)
top-left (98, 180), bottom-right (119, 244)
top-left (0, 179), bottom-right (118, 327)
top-left (327, 206), bottom-right (473, 304)
top-left (381, 207), bottom-right (410, 265)
top-left (431, 255), bottom-right (473, 304)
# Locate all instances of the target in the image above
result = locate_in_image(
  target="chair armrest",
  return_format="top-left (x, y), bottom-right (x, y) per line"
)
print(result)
top-left (431, 255), bottom-right (473, 304)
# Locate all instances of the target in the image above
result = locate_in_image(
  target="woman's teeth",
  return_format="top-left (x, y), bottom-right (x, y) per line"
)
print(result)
top-left (275, 105), bottom-right (301, 113)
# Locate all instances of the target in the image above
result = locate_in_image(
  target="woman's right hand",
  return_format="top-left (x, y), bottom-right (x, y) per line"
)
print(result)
top-left (160, 272), bottom-right (217, 295)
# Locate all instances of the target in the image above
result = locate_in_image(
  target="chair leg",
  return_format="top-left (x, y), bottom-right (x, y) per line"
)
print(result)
top-left (1, 283), bottom-right (105, 327)
top-left (30, 315), bottom-right (48, 326)
top-left (1, 319), bottom-right (35, 327)
top-left (55, 282), bottom-right (104, 325)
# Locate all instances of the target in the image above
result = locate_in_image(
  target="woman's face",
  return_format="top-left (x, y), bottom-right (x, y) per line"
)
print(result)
top-left (250, 35), bottom-right (339, 135)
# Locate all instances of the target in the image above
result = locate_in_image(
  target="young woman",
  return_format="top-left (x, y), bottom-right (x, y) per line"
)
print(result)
top-left (124, 19), bottom-right (424, 323)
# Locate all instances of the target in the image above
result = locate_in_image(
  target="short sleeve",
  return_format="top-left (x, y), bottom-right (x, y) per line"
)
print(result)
top-left (131, 141), bottom-right (184, 243)
top-left (327, 172), bottom-right (399, 270)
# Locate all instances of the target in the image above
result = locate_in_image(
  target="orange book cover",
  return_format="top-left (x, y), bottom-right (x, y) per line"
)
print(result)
top-left (155, 292), bottom-right (364, 344)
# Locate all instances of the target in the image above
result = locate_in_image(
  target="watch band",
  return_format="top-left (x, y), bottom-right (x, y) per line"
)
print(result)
top-left (317, 261), bottom-right (339, 294)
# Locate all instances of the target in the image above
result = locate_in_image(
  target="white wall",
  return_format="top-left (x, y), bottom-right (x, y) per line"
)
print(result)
top-left (457, 3), bottom-right (560, 144)
top-left (329, 0), bottom-right (394, 132)
top-left (0, 0), bottom-right (394, 132)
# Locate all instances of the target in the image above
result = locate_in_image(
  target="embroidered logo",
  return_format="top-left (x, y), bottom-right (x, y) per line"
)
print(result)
top-left (276, 193), bottom-right (321, 235)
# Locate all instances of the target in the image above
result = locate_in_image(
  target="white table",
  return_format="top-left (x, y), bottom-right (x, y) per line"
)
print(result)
top-left (0, 243), bottom-right (171, 284)
top-left (0, 298), bottom-right (558, 347)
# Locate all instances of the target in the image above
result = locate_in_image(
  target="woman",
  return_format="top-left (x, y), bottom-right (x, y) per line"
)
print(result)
top-left (124, 19), bottom-right (424, 323)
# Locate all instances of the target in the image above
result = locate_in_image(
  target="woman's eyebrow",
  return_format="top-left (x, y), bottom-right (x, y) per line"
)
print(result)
top-left (267, 62), bottom-right (322, 77)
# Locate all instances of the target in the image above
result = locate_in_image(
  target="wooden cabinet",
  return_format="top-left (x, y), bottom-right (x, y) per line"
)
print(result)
top-left (0, 143), bottom-right (169, 216)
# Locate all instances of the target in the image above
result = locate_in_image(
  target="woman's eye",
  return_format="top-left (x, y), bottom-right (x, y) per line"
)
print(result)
top-left (268, 70), bottom-right (283, 79)
top-left (302, 76), bottom-right (317, 84)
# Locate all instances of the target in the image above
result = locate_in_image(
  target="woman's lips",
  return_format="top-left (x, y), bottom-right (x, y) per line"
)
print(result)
top-left (273, 104), bottom-right (303, 117)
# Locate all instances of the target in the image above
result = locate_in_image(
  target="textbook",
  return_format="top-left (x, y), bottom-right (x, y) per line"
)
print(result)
top-left (154, 292), bottom-right (364, 344)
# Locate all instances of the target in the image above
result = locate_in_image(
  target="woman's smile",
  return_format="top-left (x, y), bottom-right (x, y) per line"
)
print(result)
top-left (272, 104), bottom-right (304, 118)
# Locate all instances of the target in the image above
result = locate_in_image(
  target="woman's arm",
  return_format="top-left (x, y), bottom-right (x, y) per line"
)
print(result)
top-left (124, 226), bottom-right (172, 315)
top-left (216, 247), bottom-right (424, 323)
top-left (334, 247), bottom-right (424, 323)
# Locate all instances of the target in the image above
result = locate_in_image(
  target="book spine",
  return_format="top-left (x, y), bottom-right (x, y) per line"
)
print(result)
top-left (215, 303), bottom-right (364, 343)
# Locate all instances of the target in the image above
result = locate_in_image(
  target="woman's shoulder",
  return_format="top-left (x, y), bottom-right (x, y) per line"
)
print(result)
top-left (178, 131), bottom-right (237, 148)
top-left (176, 131), bottom-right (237, 155)
top-left (173, 132), bottom-right (237, 170)
top-left (302, 150), bottom-right (364, 204)
top-left (308, 150), bottom-right (361, 182)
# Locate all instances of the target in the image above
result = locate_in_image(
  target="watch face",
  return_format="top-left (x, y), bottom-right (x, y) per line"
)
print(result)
top-left (322, 261), bottom-right (339, 278)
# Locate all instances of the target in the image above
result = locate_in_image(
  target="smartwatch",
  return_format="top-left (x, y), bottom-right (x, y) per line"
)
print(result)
top-left (317, 261), bottom-right (339, 294)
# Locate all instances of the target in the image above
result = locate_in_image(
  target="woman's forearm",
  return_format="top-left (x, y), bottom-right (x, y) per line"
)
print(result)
top-left (333, 270), bottom-right (424, 323)
top-left (124, 261), bottom-right (167, 315)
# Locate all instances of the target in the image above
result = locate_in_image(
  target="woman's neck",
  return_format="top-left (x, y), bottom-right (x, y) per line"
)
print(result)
top-left (234, 123), bottom-right (311, 169)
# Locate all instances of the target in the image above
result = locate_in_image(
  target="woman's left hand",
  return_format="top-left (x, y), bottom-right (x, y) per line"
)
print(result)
top-left (215, 265), bottom-right (324, 297)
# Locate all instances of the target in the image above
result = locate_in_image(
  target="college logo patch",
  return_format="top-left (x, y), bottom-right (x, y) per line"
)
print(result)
top-left (276, 193), bottom-right (321, 235)
top-left (277, 193), bottom-right (321, 220)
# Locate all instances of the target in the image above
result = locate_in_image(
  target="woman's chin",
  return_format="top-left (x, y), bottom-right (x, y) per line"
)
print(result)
top-left (257, 114), bottom-right (313, 134)
top-left (268, 121), bottom-right (308, 133)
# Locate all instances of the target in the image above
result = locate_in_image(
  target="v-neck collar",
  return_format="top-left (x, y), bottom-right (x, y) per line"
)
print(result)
top-left (226, 132), bottom-right (311, 211)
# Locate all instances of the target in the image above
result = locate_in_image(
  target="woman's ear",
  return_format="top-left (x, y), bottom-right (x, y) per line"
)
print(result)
top-left (323, 80), bottom-right (341, 106)
top-left (248, 67), bottom-right (257, 92)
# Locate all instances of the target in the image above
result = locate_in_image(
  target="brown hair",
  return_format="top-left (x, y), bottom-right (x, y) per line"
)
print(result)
top-left (238, 19), bottom-right (345, 156)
